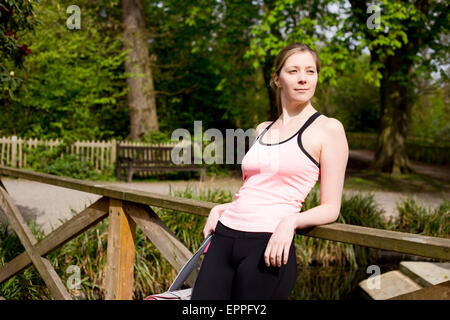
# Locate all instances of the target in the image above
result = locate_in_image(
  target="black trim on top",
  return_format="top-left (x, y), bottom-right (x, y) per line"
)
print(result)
top-left (255, 120), bottom-right (276, 141)
top-left (297, 112), bottom-right (321, 169)
top-left (258, 111), bottom-right (321, 169)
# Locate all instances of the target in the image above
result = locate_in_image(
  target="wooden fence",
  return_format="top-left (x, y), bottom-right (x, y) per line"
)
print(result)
top-left (0, 166), bottom-right (449, 300)
top-left (0, 136), bottom-right (178, 171)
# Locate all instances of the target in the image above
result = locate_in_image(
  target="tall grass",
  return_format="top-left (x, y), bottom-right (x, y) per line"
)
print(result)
top-left (390, 197), bottom-right (449, 237)
top-left (0, 185), bottom-right (448, 300)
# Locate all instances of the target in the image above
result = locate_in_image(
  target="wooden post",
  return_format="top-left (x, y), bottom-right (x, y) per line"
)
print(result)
top-left (105, 198), bottom-right (136, 300)
top-left (125, 202), bottom-right (198, 287)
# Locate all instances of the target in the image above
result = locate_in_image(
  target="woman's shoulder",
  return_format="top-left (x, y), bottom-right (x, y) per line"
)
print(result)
top-left (318, 115), bottom-right (346, 135)
top-left (315, 115), bottom-right (347, 143)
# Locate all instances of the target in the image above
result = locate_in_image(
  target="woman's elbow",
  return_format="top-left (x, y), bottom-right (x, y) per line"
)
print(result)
top-left (327, 204), bottom-right (341, 223)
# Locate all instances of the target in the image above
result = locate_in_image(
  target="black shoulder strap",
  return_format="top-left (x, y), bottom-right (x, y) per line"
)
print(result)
top-left (256, 120), bottom-right (276, 140)
top-left (298, 111), bottom-right (321, 135)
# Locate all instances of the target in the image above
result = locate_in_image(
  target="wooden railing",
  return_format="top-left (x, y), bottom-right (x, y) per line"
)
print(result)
top-left (0, 165), bottom-right (449, 300)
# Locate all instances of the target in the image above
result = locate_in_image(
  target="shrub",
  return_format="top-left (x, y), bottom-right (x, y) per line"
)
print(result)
top-left (391, 197), bottom-right (449, 238)
top-left (22, 142), bottom-right (114, 180)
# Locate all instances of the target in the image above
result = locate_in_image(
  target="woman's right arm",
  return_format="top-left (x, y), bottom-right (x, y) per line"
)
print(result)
top-left (202, 202), bottom-right (232, 237)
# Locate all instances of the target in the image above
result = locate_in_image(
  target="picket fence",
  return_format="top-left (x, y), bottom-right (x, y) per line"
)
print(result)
top-left (0, 136), bottom-right (178, 171)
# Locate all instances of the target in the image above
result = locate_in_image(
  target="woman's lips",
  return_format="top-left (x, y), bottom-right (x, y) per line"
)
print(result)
top-left (295, 88), bottom-right (308, 92)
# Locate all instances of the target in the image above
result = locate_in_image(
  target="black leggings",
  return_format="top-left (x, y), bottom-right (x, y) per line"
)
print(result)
top-left (191, 221), bottom-right (297, 300)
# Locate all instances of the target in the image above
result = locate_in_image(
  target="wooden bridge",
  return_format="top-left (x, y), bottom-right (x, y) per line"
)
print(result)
top-left (0, 165), bottom-right (449, 300)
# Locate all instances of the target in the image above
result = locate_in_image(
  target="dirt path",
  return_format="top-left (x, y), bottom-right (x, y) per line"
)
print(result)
top-left (0, 176), bottom-right (447, 235)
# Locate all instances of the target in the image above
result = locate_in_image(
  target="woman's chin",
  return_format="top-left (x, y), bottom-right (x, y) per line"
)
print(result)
top-left (286, 97), bottom-right (311, 105)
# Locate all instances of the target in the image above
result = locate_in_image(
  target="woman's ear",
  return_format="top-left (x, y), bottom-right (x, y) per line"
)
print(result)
top-left (273, 73), bottom-right (281, 88)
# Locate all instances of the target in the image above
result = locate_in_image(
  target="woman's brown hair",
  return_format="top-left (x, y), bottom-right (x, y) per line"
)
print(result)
top-left (269, 43), bottom-right (321, 116)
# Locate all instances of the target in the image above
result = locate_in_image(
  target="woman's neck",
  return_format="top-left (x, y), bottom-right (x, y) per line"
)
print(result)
top-left (278, 101), bottom-right (315, 125)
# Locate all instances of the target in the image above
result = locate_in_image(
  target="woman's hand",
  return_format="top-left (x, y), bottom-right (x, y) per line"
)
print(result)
top-left (202, 204), bottom-right (228, 238)
top-left (264, 215), bottom-right (297, 267)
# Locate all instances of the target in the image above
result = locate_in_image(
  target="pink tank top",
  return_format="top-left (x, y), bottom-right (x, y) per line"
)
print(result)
top-left (219, 111), bottom-right (322, 232)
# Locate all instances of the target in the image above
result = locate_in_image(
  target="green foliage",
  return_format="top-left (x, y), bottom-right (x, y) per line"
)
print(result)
top-left (245, 0), bottom-right (350, 87)
top-left (0, 0), bottom-right (40, 98)
top-left (0, 220), bottom-right (51, 300)
top-left (24, 143), bottom-right (114, 180)
top-left (137, 130), bottom-right (173, 144)
top-left (390, 197), bottom-right (450, 238)
top-left (1, 0), bottom-right (129, 141)
top-left (409, 82), bottom-right (450, 141)
top-left (325, 54), bottom-right (380, 132)
top-left (340, 0), bottom-right (449, 87)
top-left (147, 0), bottom-right (267, 132)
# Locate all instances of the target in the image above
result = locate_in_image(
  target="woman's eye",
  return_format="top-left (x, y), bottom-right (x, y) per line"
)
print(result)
top-left (289, 70), bottom-right (297, 73)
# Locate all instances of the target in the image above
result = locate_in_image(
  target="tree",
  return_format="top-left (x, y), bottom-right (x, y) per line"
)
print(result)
top-left (344, 0), bottom-right (449, 175)
top-left (1, 0), bottom-right (129, 140)
top-left (121, 0), bottom-right (158, 140)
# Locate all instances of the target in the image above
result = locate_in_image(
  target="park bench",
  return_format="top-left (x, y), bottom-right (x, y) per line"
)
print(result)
top-left (116, 143), bottom-right (206, 182)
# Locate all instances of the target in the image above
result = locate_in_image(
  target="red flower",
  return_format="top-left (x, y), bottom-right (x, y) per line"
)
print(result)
top-left (18, 44), bottom-right (31, 56)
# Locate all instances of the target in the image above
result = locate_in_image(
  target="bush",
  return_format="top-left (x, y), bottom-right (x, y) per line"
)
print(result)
top-left (390, 197), bottom-right (450, 238)
top-left (22, 143), bottom-right (114, 180)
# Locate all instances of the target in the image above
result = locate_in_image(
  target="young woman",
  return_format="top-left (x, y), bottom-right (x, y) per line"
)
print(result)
top-left (191, 42), bottom-right (349, 300)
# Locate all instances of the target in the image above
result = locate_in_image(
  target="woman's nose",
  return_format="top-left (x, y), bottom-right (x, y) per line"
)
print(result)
top-left (297, 71), bottom-right (307, 82)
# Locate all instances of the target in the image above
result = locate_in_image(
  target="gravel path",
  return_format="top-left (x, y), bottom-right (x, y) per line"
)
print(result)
top-left (0, 176), bottom-right (447, 235)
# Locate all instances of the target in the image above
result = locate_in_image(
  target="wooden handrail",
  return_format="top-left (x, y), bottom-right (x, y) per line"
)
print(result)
top-left (0, 166), bottom-right (212, 216)
top-left (0, 165), bottom-right (449, 300)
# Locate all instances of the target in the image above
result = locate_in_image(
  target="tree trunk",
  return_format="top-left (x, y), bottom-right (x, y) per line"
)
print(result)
top-left (262, 0), bottom-right (283, 121)
top-left (121, 0), bottom-right (158, 140)
top-left (370, 52), bottom-right (414, 175)
top-left (263, 54), bottom-right (277, 120)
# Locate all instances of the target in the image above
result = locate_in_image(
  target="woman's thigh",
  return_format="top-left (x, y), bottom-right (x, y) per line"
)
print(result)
top-left (191, 233), bottom-right (235, 300)
top-left (232, 239), bottom-right (297, 300)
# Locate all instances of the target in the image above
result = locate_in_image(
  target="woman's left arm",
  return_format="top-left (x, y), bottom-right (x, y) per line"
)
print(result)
top-left (264, 118), bottom-right (349, 267)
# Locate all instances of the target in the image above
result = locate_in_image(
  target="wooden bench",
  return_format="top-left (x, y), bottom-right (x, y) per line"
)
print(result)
top-left (116, 143), bottom-right (206, 182)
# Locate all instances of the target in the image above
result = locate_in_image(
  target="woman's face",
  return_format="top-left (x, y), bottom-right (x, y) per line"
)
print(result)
top-left (274, 51), bottom-right (318, 106)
